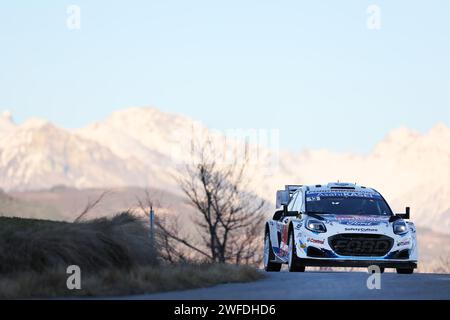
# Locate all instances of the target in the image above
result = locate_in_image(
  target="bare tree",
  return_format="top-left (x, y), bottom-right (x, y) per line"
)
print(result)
top-left (74, 190), bottom-right (111, 223)
top-left (157, 138), bottom-right (267, 265)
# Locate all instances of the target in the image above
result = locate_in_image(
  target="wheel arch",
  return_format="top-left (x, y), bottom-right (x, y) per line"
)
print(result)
top-left (265, 222), bottom-right (270, 234)
top-left (288, 222), bottom-right (294, 235)
top-left (288, 219), bottom-right (302, 236)
top-left (288, 220), bottom-right (303, 246)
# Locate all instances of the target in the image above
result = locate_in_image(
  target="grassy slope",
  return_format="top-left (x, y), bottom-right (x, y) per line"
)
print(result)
top-left (1, 264), bottom-right (263, 299)
top-left (0, 216), bottom-right (66, 229)
top-left (0, 215), bottom-right (263, 299)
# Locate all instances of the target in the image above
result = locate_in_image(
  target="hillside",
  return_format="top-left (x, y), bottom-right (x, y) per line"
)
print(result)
top-left (8, 186), bottom-right (191, 222)
top-left (0, 189), bottom-right (64, 221)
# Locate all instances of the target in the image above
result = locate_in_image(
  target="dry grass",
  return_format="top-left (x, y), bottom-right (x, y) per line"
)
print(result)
top-left (0, 213), bottom-right (264, 299)
top-left (0, 263), bottom-right (264, 299)
top-left (0, 213), bottom-right (157, 274)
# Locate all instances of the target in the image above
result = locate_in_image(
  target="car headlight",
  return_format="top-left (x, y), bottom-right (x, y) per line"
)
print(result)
top-left (393, 220), bottom-right (408, 235)
top-left (306, 219), bottom-right (327, 233)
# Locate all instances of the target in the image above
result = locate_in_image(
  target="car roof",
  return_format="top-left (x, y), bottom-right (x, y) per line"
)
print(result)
top-left (300, 182), bottom-right (379, 194)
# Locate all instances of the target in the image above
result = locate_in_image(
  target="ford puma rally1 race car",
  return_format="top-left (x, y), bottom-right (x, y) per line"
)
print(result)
top-left (264, 183), bottom-right (418, 274)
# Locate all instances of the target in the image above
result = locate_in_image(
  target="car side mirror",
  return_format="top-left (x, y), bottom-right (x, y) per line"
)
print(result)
top-left (273, 210), bottom-right (283, 220)
top-left (282, 204), bottom-right (299, 217)
top-left (396, 206), bottom-right (410, 220)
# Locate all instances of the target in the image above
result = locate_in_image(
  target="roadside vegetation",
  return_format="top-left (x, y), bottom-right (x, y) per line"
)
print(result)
top-left (0, 213), bottom-right (263, 299)
top-left (151, 137), bottom-right (268, 265)
top-left (0, 138), bottom-right (269, 299)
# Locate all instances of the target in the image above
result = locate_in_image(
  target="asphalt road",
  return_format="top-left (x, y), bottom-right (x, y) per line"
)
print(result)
top-left (131, 271), bottom-right (450, 300)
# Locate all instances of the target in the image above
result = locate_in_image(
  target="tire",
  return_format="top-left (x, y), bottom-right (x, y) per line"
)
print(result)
top-left (263, 232), bottom-right (282, 272)
top-left (396, 268), bottom-right (414, 274)
top-left (288, 230), bottom-right (305, 272)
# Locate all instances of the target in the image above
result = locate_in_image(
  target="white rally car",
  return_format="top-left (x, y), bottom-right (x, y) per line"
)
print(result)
top-left (263, 183), bottom-right (418, 274)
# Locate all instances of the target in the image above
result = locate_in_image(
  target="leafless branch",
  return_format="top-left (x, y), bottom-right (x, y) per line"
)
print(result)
top-left (73, 190), bottom-right (111, 223)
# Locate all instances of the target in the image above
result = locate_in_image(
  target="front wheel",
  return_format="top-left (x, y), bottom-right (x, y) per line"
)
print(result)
top-left (264, 232), bottom-right (282, 272)
top-left (288, 231), bottom-right (305, 272)
top-left (396, 268), bottom-right (414, 274)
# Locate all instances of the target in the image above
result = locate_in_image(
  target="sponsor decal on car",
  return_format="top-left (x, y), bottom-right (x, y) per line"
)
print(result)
top-left (298, 240), bottom-right (307, 249)
top-left (339, 220), bottom-right (381, 226)
top-left (334, 215), bottom-right (389, 227)
top-left (344, 227), bottom-right (379, 232)
top-left (306, 191), bottom-right (383, 199)
top-left (307, 237), bottom-right (325, 245)
top-left (397, 239), bottom-right (411, 246)
top-left (280, 243), bottom-right (289, 256)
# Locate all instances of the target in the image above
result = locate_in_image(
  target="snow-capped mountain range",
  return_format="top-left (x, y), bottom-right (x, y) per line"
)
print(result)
top-left (0, 107), bottom-right (449, 234)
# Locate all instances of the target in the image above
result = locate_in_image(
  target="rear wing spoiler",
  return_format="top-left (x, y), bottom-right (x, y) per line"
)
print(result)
top-left (276, 185), bottom-right (302, 208)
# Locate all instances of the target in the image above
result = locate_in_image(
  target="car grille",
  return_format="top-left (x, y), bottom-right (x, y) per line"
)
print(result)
top-left (328, 234), bottom-right (394, 257)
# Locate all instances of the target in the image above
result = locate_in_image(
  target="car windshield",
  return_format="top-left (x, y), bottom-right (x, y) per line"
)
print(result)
top-left (305, 191), bottom-right (393, 216)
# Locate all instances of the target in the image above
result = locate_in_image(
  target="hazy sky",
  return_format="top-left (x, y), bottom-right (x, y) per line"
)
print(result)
top-left (1, 1), bottom-right (449, 153)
